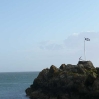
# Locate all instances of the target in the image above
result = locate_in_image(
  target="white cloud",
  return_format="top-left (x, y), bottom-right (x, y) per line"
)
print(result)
top-left (72, 33), bottom-right (79, 36)
top-left (38, 32), bottom-right (99, 67)
top-left (39, 40), bottom-right (63, 50)
top-left (1, 32), bottom-right (98, 72)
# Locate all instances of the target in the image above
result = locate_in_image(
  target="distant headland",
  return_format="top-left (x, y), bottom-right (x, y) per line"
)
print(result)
top-left (25, 61), bottom-right (99, 99)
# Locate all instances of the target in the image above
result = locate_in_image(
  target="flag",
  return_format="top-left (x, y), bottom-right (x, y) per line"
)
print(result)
top-left (85, 38), bottom-right (90, 41)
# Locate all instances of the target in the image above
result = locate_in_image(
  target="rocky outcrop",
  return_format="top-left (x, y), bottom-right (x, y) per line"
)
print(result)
top-left (25, 61), bottom-right (99, 99)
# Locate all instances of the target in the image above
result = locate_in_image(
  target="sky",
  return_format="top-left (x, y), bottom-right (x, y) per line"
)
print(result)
top-left (0, 0), bottom-right (99, 72)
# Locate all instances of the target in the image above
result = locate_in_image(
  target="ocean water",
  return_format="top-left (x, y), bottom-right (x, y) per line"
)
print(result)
top-left (0, 72), bottom-right (39, 99)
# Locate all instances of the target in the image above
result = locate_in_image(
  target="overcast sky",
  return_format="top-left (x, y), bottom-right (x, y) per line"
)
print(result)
top-left (0, 0), bottom-right (99, 72)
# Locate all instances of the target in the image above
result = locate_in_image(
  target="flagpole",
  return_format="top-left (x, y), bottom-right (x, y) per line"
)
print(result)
top-left (84, 37), bottom-right (90, 61)
top-left (84, 37), bottom-right (86, 61)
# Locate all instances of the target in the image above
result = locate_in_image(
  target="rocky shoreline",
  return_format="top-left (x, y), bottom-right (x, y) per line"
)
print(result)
top-left (25, 61), bottom-right (99, 99)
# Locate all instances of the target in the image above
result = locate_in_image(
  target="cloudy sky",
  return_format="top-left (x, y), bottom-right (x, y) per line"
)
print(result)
top-left (0, 0), bottom-right (99, 72)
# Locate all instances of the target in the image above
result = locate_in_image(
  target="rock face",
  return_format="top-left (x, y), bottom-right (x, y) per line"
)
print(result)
top-left (25, 61), bottom-right (99, 99)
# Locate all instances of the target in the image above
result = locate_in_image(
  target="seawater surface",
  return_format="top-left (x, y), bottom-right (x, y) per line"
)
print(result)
top-left (0, 72), bottom-right (39, 99)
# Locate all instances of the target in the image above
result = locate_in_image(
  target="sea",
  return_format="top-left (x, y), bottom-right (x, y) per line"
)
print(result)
top-left (0, 72), bottom-right (39, 99)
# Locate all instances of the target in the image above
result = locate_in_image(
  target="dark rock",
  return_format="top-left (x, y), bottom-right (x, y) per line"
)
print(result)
top-left (49, 65), bottom-right (58, 73)
top-left (77, 64), bottom-right (86, 74)
top-left (96, 67), bottom-right (99, 77)
top-left (59, 64), bottom-right (66, 70)
top-left (78, 61), bottom-right (95, 70)
top-left (25, 61), bottom-right (99, 99)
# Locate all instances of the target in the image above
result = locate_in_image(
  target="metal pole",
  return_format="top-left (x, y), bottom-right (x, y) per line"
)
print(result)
top-left (84, 38), bottom-right (86, 61)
